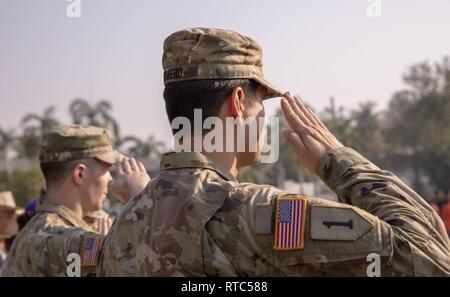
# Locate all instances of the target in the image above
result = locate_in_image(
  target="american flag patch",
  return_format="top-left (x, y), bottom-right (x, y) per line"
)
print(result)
top-left (274, 197), bottom-right (307, 250)
top-left (81, 236), bottom-right (102, 267)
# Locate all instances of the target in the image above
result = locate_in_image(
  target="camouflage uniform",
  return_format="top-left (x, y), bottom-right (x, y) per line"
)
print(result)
top-left (98, 28), bottom-right (450, 276)
top-left (1, 125), bottom-right (120, 277)
top-left (98, 149), bottom-right (450, 276)
top-left (1, 199), bottom-right (102, 276)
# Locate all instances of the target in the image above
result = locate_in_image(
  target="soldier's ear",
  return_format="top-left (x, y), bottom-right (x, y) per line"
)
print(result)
top-left (227, 87), bottom-right (246, 118)
top-left (72, 163), bottom-right (87, 186)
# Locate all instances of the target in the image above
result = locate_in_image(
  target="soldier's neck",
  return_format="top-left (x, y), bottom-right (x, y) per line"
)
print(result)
top-left (203, 151), bottom-right (238, 177)
top-left (182, 135), bottom-right (239, 177)
top-left (44, 187), bottom-right (84, 218)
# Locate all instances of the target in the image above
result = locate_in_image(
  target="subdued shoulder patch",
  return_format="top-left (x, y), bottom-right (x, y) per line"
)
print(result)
top-left (255, 202), bottom-right (274, 235)
top-left (80, 235), bottom-right (103, 267)
top-left (310, 206), bottom-right (372, 241)
top-left (273, 196), bottom-right (307, 251)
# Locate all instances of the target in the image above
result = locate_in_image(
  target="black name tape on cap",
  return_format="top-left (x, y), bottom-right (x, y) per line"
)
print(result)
top-left (164, 67), bottom-right (184, 82)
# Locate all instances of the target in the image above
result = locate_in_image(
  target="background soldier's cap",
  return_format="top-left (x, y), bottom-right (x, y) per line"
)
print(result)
top-left (0, 191), bottom-right (23, 238)
top-left (0, 191), bottom-right (23, 213)
top-left (162, 27), bottom-right (282, 99)
top-left (39, 125), bottom-right (121, 165)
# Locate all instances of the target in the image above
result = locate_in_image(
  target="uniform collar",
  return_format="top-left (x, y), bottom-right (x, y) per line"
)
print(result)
top-left (35, 199), bottom-right (92, 229)
top-left (160, 152), bottom-right (237, 183)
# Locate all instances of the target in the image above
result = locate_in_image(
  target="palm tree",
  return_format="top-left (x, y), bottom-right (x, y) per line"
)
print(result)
top-left (15, 127), bottom-right (41, 160)
top-left (18, 106), bottom-right (60, 160)
top-left (21, 106), bottom-right (59, 135)
top-left (0, 128), bottom-right (17, 188)
top-left (119, 135), bottom-right (165, 159)
top-left (117, 135), bottom-right (140, 156)
top-left (69, 99), bottom-right (120, 144)
top-left (322, 96), bottom-right (352, 142)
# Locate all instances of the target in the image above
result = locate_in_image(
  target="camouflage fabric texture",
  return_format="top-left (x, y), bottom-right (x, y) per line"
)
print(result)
top-left (1, 200), bottom-right (102, 277)
top-left (39, 124), bottom-right (121, 165)
top-left (98, 147), bottom-right (450, 276)
top-left (163, 27), bottom-right (282, 99)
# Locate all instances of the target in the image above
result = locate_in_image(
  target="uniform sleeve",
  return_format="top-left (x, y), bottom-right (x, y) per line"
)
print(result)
top-left (237, 147), bottom-right (450, 276)
top-left (33, 227), bottom-right (102, 277)
top-left (317, 147), bottom-right (450, 275)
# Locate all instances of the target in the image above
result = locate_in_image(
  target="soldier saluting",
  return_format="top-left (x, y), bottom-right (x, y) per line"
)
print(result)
top-left (1, 125), bottom-right (150, 276)
top-left (99, 28), bottom-right (450, 276)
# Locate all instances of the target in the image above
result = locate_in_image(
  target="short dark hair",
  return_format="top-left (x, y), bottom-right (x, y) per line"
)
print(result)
top-left (163, 79), bottom-right (259, 134)
top-left (40, 159), bottom-right (95, 188)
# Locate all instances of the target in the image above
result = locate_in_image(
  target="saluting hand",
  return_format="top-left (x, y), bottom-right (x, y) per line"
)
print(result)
top-left (109, 157), bottom-right (150, 203)
top-left (280, 92), bottom-right (344, 173)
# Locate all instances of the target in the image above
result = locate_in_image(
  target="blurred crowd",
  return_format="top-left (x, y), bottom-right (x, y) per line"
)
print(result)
top-left (429, 190), bottom-right (450, 237)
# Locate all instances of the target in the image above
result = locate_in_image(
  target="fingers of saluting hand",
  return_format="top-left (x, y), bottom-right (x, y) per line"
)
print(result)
top-left (122, 158), bottom-right (132, 173)
top-left (281, 94), bottom-right (305, 131)
top-left (282, 128), bottom-right (308, 154)
top-left (128, 158), bottom-right (139, 172)
top-left (281, 95), bottom-right (310, 136)
top-left (137, 161), bottom-right (146, 172)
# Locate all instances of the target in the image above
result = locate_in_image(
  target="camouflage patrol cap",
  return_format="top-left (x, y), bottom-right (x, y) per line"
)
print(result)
top-left (162, 27), bottom-right (282, 99)
top-left (39, 125), bottom-right (121, 165)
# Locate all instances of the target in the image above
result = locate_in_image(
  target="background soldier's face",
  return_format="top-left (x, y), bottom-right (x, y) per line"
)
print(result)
top-left (80, 160), bottom-right (112, 212)
top-left (0, 208), bottom-right (15, 235)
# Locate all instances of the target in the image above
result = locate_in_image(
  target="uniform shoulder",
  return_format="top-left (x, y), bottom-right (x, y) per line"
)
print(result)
top-left (232, 182), bottom-right (286, 204)
top-left (27, 212), bottom-right (89, 238)
top-left (40, 212), bottom-right (70, 228)
top-left (4, 211), bottom-right (100, 276)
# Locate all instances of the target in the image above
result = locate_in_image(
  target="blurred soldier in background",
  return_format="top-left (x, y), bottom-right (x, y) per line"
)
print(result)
top-left (441, 192), bottom-right (450, 237)
top-left (83, 209), bottom-right (113, 236)
top-left (0, 191), bottom-right (22, 273)
top-left (1, 125), bottom-right (150, 276)
top-left (436, 190), bottom-right (447, 208)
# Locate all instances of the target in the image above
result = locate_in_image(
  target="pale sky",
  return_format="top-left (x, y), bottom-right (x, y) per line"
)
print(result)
top-left (1, 0), bottom-right (449, 144)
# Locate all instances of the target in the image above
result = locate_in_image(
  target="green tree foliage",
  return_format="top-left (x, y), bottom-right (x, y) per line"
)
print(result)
top-left (119, 135), bottom-right (165, 159)
top-left (69, 99), bottom-right (121, 145)
top-left (21, 106), bottom-right (59, 134)
top-left (385, 57), bottom-right (450, 191)
top-left (322, 99), bottom-right (386, 167)
top-left (17, 106), bottom-right (59, 160)
top-left (0, 128), bottom-right (16, 188)
top-left (0, 128), bottom-right (16, 161)
top-left (0, 165), bottom-right (44, 207)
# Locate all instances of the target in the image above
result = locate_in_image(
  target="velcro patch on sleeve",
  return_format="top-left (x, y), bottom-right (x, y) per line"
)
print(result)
top-left (255, 202), bottom-right (274, 235)
top-left (310, 206), bottom-right (372, 241)
top-left (80, 236), bottom-right (103, 267)
top-left (273, 196), bottom-right (307, 251)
